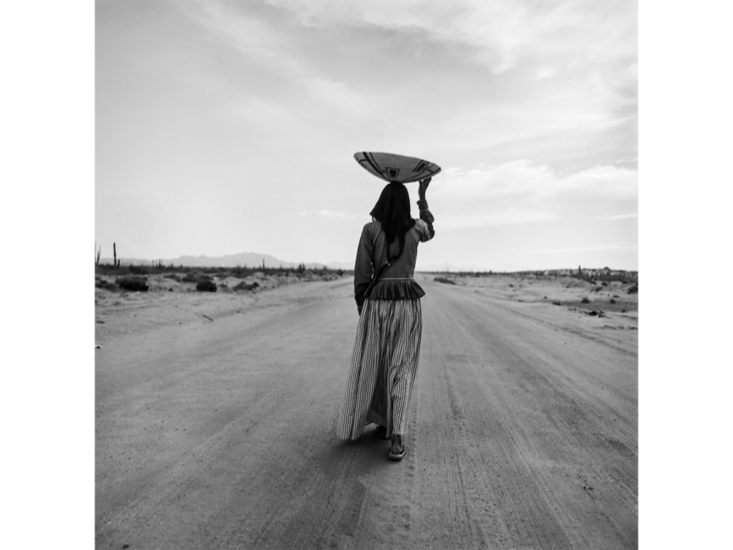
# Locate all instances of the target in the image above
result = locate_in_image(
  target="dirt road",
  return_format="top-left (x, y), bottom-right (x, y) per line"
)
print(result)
top-left (96, 276), bottom-right (637, 549)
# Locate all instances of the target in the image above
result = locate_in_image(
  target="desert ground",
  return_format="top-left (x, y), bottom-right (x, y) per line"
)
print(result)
top-left (96, 270), bottom-right (637, 549)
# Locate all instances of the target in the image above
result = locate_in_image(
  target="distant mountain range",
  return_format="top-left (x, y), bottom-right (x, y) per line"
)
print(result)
top-left (100, 252), bottom-right (352, 270)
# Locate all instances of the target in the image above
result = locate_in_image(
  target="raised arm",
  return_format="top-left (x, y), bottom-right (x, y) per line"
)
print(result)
top-left (416, 177), bottom-right (435, 241)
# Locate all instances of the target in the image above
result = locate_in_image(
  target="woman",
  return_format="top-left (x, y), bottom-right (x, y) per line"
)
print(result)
top-left (336, 178), bottom-right (435, 461)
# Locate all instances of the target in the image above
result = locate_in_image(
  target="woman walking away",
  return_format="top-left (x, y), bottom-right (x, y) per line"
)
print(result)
top-left (336, 177), bottom-right (435, 461)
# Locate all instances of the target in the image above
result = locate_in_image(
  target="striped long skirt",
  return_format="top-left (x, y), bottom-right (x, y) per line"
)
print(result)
top-left (336, 298), bottom-right (423, 441)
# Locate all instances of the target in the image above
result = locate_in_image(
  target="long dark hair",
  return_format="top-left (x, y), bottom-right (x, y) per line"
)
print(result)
top-left (369, 182), bottom-right (416, 262)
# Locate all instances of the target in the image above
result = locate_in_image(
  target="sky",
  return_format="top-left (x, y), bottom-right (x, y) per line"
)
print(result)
top-left (96, 0), bottom-right (638, 271)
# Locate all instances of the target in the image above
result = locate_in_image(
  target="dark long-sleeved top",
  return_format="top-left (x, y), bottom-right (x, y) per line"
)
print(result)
top-left (354, 203), bottom-right (435, 310)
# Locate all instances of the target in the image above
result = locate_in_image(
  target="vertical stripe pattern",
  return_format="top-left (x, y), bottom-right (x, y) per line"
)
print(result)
top-left (336, 298), bottom-right (422, 441)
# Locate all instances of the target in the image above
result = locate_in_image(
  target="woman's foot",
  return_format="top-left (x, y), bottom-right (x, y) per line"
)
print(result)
top-left (389, 434), bottom-right (406, 461)
top-left (375, 425), bottom-right (390, 440)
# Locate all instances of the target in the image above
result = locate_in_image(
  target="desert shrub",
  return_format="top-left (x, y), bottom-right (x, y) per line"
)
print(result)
top-left (116, 276), bottom-right (149, 292)
top-left (565, 279), bottom-right (591, 289)
top-left (552, 301), bottom-right (562, 306)
top-left (610, 298), bottom-right (617, 304)
top-left (128, 264), bottom-right (149, 275)
top-left (627, 284), bottom-right (639, 294)
top-left (581, 297), bottom-right (591, 304)
top-left (95, 279), bottom-right (119, 292)
top-left (163, 273), bottom-right (182, 282)
top-left (196, 280), bottom-right (217, 292)
top-left (231, 267), bottom-right (254, 279)
top-left (233, 281), bottom-right (259, 291)
top-left (434, 277), bottom-right (456, 285)
top-left (183, 272), bottom-right (213, 283)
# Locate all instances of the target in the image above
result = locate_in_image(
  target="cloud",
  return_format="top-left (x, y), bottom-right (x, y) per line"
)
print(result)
top-left (439, 209), bottom-right (554, 229)
top-left (263, 0), bottom-right (636, 76)
top-left (178, 0), bottom-right (376, 115)
top-left (178, 0), bottom-right (635, 171)
top-left (432, 161), bottom-right (638, 202)
top-left (426, 160), bottom-right (636, 233)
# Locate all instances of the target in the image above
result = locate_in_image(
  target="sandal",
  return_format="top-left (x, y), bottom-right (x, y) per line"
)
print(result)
top-left (388, 446), bottom-right (407, 461)
top-left (375, 426), bottom-right (390, 440)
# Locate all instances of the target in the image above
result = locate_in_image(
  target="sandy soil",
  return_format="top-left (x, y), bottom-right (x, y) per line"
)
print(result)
top-left (96, 272), bottom-right (637, 549)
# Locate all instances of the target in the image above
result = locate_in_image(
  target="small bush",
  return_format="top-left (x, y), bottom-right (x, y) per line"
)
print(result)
top-left (609, 298), bottom-right (617, 304)
top-left (128, 265), bottom-right (149, 275)
top-left (581, 297), bottom-right (591, 304)
top-left (196, 280), bottom-right (217, 292)
top-left (183, 272), bottom-right (213, 283)
top-left (627, 284), bottom-right (638, 294)
top-left (95, 279), bottom-right (119, 292)
top-left (434, 277), bottom-right (456, 285)
top-left (117, 276), bottom-right (149, 292)
top-left (233, 281), bottom-right (259, 292)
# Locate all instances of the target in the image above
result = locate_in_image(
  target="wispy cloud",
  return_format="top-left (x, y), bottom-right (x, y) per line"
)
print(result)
top-left (432, 161), bottom-right (638, 201)
top-left (440, 209), bottom-right (554, 229)
top-left (264, 0), bottom-right (636, 76)
top-left (178, 0), bottom-right (378, 115)
top-left (426, 160), bottom-right (636, 239)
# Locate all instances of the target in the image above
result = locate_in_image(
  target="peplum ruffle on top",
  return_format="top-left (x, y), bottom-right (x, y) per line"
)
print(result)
top-left (364, 278), bottom-right (426, 301)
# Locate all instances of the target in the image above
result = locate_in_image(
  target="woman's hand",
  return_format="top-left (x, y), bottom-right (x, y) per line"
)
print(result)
top-left (418, 177), bottom-right (431, 199)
